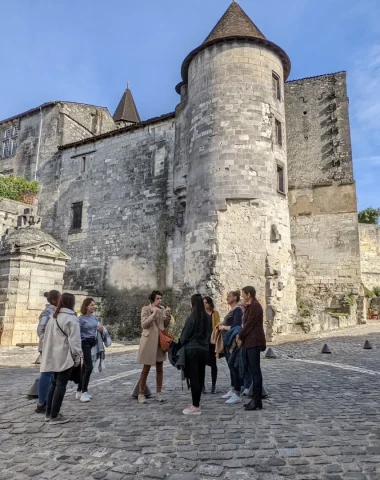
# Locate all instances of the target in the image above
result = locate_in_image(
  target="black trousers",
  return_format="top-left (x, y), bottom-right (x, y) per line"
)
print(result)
top-left (224, 345), bottom-right (234, 387)
top-left (206, 344), bottom-right (218, 387)
top-left (186, 349), bottom-right (208, 408)
top-left (245, 346), bottom-right (263, 399)
top-left (46, 368), bottom-right (72, 418)
top-left (78, 340), bottom-right (94, 393)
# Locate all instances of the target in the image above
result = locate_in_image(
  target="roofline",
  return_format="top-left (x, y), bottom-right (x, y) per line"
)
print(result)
top-left (180, 36), bottom-right (291, 88)
top-left (286, 71), bottom-right (346, 83)
top-left (0, 101), bottom-right (111, 126)
top-left (59, 112), bottom-right (176, 150)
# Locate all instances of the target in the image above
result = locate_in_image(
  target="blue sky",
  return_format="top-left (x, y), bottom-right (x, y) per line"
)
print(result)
top-left (1, 0), bottom-right (379, 211)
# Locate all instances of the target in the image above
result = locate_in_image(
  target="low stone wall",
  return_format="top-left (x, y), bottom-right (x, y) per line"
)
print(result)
top-left (359, 224), bottom-right (380, 290)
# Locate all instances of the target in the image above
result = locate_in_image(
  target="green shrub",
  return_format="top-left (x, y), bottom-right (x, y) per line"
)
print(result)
top-left (0, 175), bottom-right (39, 202)
top-left (342, 295), bottom-right (356, 307)
top-left (373, 286), bottom-right (380, 297)
top-left (365, 287), bottom-right (375, 299)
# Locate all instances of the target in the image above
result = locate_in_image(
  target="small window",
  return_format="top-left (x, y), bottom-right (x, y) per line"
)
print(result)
top-left (81, 156), bottom-right (86, 173)
top-left (2, 139), bottom-right (10, 157)
top-left (71, 202), bottom-right (83, 230)
top-left (275, 119), bottom-right (283, 146)
top-left (277, 165), bottom-right (285, 194)
top-left (11, 139), bottom-right (17, 155)
top-left (272, 72), bottom-right (281, 101)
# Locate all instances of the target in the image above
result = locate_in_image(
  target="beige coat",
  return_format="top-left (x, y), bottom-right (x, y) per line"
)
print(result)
top-left (137, 305), bottom-right (171, 366)
top-left (40, 308), bottom-right (82, 373)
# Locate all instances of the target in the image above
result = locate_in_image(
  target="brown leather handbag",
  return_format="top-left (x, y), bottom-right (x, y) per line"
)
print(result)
top-left (159, 329), bottom-right (174, 352)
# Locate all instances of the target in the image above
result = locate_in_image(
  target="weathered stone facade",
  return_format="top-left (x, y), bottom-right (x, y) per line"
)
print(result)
top-left (0, 206), bottom-right (69, 346)
top-left (285, 72), bottom-right (364, 332)
top-left (359, 224), bottom-right (380, 290)
top-left (0, 2), bottom-right (366, 339)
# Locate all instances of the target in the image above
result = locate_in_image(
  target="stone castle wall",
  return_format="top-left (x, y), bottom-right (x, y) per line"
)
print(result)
top-left (359, 224), bottom-right (380, 290)
top-left (0, 102), bottom-right (115, 182)
top-left (285, 72), bottom-right (364, 332)
top-left (46, 117), bottom-right (177, 338)
top-left (175, 41), bottom-right (297, 337)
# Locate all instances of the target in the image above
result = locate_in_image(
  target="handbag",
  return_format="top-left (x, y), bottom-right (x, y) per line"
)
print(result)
top-left (159, 329), bottom-right (174, 352)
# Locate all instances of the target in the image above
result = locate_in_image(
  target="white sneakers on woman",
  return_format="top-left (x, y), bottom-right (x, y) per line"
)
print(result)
top-left (183, 405), bottom-right (201, 415)
top-left (75, 391), bottom-right (92, 402)
top-left (225, 393), bottom-right (241, 404)
top-left (222, 388), bottom-right (234, 399)
top-left (80, 392), bottom-right (91, 402)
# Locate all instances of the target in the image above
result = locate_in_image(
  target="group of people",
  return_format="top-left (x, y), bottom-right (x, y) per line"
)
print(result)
top-left (136, 286), bottom-right (266, 416)
top-left (35, 291), bottom-right (110, 425)
top-left (35, 285), bottom-right (265, 422)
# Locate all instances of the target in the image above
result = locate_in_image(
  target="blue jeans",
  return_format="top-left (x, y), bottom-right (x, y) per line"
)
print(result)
top-left (243, 368), bottom-right (252, 390)
top-left (38, 372), bottom-right (52, 405)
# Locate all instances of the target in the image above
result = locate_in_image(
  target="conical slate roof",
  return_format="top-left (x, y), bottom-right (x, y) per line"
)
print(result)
top-left (204, 1), bottom-right (266, 44)
top-left (113, 87), bottom-right (141, 124)
top-left (178, 1), bottom-right (291, 90)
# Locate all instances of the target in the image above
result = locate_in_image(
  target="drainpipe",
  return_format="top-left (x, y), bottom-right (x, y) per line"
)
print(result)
top-left (34, 107), bottom-right (43, 180)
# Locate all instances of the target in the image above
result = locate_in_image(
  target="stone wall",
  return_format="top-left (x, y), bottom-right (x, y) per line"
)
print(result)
top-left (285, 72), bottom-right (364, 332)
top-left (359, 224), bottom-right (380, 290)
top-left (175, 41), bottom-right (297, 337)
top-left (0, 102), bottom-right (116, 182)
top-left (0, 199), bottom-right (30, 237)
top-left (46, 117), bottom-right (176, 339)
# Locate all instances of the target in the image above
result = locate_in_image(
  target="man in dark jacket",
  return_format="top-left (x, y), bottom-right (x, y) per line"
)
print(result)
top-left (236, 286), bottom-right (266, 411)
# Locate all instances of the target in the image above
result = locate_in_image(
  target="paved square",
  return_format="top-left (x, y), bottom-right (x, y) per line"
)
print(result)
top-left (1, 325), bottom-right (380, 479)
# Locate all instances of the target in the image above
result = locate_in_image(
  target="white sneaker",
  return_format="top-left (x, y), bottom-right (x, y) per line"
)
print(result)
top-left (183, 406), bottom-right (201, 415)
top-left (242, 389), bottom-right (249, 396)
top-left (222, 389), bottom-right (234, 399)
top-left (226, 393), bottom-right (241, 404)
top-left (80, 392), bottom-right (91, 402)
top-left (75, 392), bottom-right (81, 400)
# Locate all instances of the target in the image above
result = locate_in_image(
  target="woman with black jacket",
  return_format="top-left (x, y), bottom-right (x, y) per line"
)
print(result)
top-left (179, 294), bottom-right (212, 416)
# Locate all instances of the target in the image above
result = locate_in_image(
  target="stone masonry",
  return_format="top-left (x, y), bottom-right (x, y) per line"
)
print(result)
top-left (0, 206), bottom-right (69, 346)
top-left (0, 2), bottom-right (366, 339)
top-left (359, 224), bottom-right (380, 290)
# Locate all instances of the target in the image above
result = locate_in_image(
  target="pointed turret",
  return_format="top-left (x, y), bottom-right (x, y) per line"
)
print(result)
top-left (177, 1), bottom-right (290, 92)
top-left (203, 1), bottom-right (266, 44)
top-left (113, 85), bottom-right (141, 125)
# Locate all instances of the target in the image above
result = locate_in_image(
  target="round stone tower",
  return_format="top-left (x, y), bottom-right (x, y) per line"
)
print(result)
top-left (174, 1), bottom-right (297, 337)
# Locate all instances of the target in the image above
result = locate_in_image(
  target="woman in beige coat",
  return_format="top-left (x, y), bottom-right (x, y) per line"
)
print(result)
top-left (137, 290), bottom-right (171, 404)
top-left (41, 293), bottom-right (82, 425)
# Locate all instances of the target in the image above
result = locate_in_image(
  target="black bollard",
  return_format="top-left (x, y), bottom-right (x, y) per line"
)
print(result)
top-left (131, 381), bottom-right (152, 399)
top-left (363, 340), bottom-right (373, 350)
top-left (265, 348), bottom-right (277, 359)
top-left (26, 378), bottom-right (39, 399)
top-left (321, 344), bottom-right (331, 354)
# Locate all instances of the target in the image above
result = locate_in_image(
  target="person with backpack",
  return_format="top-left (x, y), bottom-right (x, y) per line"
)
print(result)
top-left (40, 293), bottom-right (82, 425)
top-left (35, 290), bottom-right (61, 414)
top-left (180, 294), bottom-right (212, 416)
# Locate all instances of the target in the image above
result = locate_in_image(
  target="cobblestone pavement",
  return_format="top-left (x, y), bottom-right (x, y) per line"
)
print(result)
top-left (1, 324), bottom-right (380, 479)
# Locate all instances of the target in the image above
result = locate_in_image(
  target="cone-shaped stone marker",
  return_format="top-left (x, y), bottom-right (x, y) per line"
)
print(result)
top-left (321, 344), bottom-right (331, 354)
top-left (26, 378), bottom-right (39, 399)
top-left (248, 383), bottom-right (269, 398)
top-left (265, 348), bottom-right (277, 359)
top-left (363, 340), bottom-right (373, 350)
top-left (131, 381), bottom-right (152, 399)
top-left (262, 384), bottom-right (269, 398)
top-left (33, 354), bottom-right (41, 365)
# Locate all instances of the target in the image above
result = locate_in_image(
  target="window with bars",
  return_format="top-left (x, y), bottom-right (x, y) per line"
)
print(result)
top-left (1, 124), bottom-right (18, 158)
top-left (275, 119), bottom-right (283, 146)
top-left (272, 72), bottom-right (281, 101)
top-left (71, 202), bottom-right (83, 230)
top-left (277, 165), bottom-right (285, 194)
